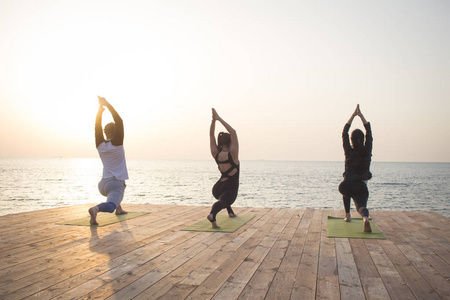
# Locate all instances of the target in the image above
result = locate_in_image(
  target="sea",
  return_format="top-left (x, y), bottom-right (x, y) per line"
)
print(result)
top-left (0, 158), bottom-right (449, 218)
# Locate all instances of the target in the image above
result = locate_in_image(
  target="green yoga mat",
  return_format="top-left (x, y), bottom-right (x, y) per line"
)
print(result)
top-left (327, 216), bottom-right (386, 239)
top-left (182, 215), bottom-right (255, 233)
top-left (56, 212), bottom-right (149, 227)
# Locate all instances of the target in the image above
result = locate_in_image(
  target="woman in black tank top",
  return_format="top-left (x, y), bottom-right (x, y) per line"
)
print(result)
top-left (207, 108), bottom-right (240, 229)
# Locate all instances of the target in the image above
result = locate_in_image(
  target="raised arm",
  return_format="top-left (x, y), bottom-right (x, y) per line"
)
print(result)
top-left (212, 108), bottom-right (239, 161)
top-left (357, 106), bottom-right (372, 151)
top-left (343, 105), bottom-right (359, 153)
top-left (95, 104), bottom-right (106, 148)
top-left (357, 105), bottom-right (368, 125)
top-left (210, 118), bottom-right (219, 158)
top-left (347, 104), bottom-right (359, 125)
top-left (99, 96), bottom-right (124, 146)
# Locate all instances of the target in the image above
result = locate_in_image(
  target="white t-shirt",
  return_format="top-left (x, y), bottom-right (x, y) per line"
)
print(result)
top-left (97, 142), bottom-right (129, 180)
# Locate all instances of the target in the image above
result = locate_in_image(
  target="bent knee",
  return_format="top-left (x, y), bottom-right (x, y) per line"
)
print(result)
top-left (339, 181), bottom-right (350, 196)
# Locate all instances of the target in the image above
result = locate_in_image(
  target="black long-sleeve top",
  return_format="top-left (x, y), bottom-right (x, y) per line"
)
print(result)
top-left (342, 122), bottom-right (373, 181)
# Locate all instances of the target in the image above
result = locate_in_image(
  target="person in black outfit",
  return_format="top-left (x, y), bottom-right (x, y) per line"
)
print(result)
top-left (208, 108), bottom-right (239, 228)
top-left (339, 104), bottom-right (373, 232)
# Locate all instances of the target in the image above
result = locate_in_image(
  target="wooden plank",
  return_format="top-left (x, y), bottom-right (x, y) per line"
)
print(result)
top-left (376, 210), bottom-right (448, 299)
top-left (0, 205), bottom-right (448, 300)
top-left (0, 205), bottom-right (202, 289)
top-left (0, 204), bottom-right (176, 269)
top-left (85, 232), bottom-right (214, 300)
top-left (4, 206), bottom-right (205, 299)
top-left (53, 206), bottom-right (221, 300)
top-left (335, 238), bottom-right (365, 299)
top-left (27, 229), bottom-right (197, 299)
top-left (290, 209), bottom-right (323, 300)
top-left (382, 211), bottom-right (450, 278)
top-left (85, 208), bottom-right (271, 300)
top-left (316, 210), bottom-right (339, 300)
top-left (178, 208), bottom-right (277, 287)
top-left (158, 284), bottom-right (197, 300)
top-left (262, 209), bottom-right (308, 299)
top-left (185, 209), bottom-right (286, 299)
top-left (106, 231), bottom-right (222, 300)
top-left (56, 232), bottom-right (197, 299)
top-left (219, 209), bottom-right (297, 300)
top-left (349, 239), bottom-right (390, 300)
top-left (131, 207), bottom-right (257, 299)
top-left (378, 239), bottom-right (440, 299)
top-left (264, 209), bottom-right (312, 299)
top-left (398, 211), bottom-right (450, 253)
top-left (397, 243), bottom-right (450, 299)
top-left (364, 239), bottom-right (415, 300)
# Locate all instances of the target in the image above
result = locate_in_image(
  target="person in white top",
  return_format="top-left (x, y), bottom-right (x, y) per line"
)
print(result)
top-left (89, 96), bottom-right (129, 225)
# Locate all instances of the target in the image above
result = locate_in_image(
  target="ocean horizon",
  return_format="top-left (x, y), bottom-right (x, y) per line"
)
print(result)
top-left (1, 158), bottom-right (449, 218)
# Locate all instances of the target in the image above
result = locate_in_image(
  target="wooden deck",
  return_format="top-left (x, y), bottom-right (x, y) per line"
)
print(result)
top-left (0, 204), bottom-right (449, 299)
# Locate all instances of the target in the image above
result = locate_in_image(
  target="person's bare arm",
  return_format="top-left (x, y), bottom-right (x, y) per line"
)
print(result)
top-left (99, 96), bottom-right (124, 146)
top-left (212, 108), bottom-right (239, 162)
top-left (210, 117), bottom-right (219, 158)
top-left (95, 103), bottom-right (105, 148)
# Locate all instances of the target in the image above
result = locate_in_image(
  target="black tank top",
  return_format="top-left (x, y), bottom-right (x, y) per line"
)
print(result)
top-left (215, 152), bottom-right (239, 180)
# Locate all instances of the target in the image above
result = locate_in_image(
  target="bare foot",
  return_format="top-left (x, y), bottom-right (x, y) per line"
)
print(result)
top-left (89, 206), bottom-right (99, 225)
top-left (363, 218), bottom-right (372, 233)
top-left (115, 205), bottom-right (128, 215)
top-left (207, 214), bottom-right (221, 228)
top-left (229, 213), bottom-right (237, 218)
top-left (344, 213), bottom-right (351, 222)
top-left (211, 222), bottom-right (220, 228)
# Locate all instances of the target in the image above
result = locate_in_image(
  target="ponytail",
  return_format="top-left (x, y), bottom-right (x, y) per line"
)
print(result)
top-left (217, 132), bottom-right (231, 152)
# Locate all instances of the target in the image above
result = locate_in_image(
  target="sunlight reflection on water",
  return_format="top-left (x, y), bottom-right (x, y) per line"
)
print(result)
top-left (0, 159), bottom-right (449, 218)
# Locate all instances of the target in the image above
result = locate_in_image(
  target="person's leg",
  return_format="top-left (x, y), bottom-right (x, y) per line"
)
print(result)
top-left (89, 201), bottom-right (117, 225)
top-left (89, 206), bottom-right (100, 225)
top-left (89, 178), bottom-right (108, 225)
top-left (343, 196), bottom-right (351, 221)
top-left (352, 182), bottom-right (371, 232)
top-left (113, 180), bottom-right (127, 214)
top-left (104, 179), bottom-right (125, 212)
top-left (208, 189), bottom-right (237, 228)
top-left (98, 202), bottom-right (117, 212)
top-left (212, 180), bottom-right (221, 200)
top-left (226, 206), bottom-right (236, 217)
top-left (208, 180), bottom-right (224, 227)
top-left (89, 178), bottom-right (125, 225)
top-left (352, 183), bottom-right (369, 217)
top-left (225, 188), bottom-right (238, 217)
top-left (339, 180), bottom-right (352, 222)
top-left (208, 200), bottom-right (225, 227)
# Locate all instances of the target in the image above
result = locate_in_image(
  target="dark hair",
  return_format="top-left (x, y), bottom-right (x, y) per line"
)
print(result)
top-left (104, 122), bottom-right (116, 139)
top-left (217, 132), bottom-right (231, 152)
top-left (104, 122), bottom-right (116, 132)
top-left (351, 129), bottom-right (364, 150)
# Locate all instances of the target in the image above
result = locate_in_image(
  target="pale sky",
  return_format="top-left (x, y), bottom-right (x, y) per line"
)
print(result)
top-left (1, 0), bottom-right (449, 162)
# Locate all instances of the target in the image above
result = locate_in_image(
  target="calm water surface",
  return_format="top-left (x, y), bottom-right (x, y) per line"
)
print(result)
top-left (0, 159), bottom-right (448, 218)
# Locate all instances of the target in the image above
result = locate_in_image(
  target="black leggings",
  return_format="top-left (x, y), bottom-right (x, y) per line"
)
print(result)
top-left (209, 176), bottom-right (239, 222)
top-left (339, 180), bottom-right (369, 218)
